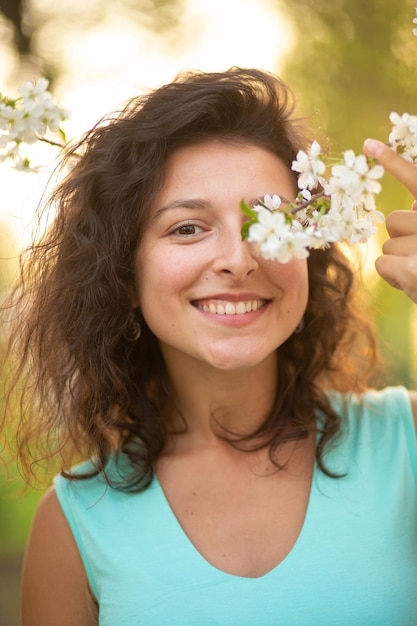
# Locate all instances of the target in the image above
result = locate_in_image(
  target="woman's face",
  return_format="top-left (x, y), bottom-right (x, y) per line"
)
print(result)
top-left (133, 140), bottom-right (309, 373)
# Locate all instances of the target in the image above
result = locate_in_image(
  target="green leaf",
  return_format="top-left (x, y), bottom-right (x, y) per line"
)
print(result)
top-left (241, 219), bottom-right (255, 241)
top-left (239, 199), bottom-right (257, 219)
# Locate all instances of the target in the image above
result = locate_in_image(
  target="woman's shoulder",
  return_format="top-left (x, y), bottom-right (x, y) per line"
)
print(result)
top-left (21, 488), bottom-right (98, 625)
top-left (328, 385), bottom-right (416, 445)
top-left (53, 452), bottom-right (156, 526)
top-left (329, 385), bottom-right (413, 423)
top-left (54, 452), bottom-right (139, 499)
top-left (318, 386), bottom-right (417, 478)
top-left (325, 386), bottom-right (417, 478)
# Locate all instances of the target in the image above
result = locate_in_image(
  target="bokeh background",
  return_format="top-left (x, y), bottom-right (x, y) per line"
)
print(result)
top-left (1, 0), bottom-right (417, 623)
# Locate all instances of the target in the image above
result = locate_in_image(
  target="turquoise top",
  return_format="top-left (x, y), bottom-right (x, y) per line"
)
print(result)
top-left (55, 386), bottom-right (417, 625)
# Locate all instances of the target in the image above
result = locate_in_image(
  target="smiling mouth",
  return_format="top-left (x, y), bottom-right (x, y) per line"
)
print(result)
top-left (194, 299), bottom-right (267, 315)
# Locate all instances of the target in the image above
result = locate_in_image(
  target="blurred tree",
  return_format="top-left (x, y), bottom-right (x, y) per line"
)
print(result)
top-left (278, 0), bottom-right (417, 386)
top-left (0, 0), bottom-right (185, 86)
top-left (0, 0), bottom-right (30, 55)
top-left (278, 0), bottom-right (417, 143)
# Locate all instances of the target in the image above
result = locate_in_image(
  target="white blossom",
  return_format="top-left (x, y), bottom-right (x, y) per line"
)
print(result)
top-left (248, 212), bottom-right (311, 264)
top-left (247, 206), bottom-right (311, 263)
top-left (413, 7), bottom-right (417, 36)
top-left (260, 194), bottom-right (282, 210)
top-left (0, 78), bottom-right (70, 169)
top-left (291, 140), bottom-right (326, 190)
top-left (268, 232), bottom-right (312, 263)
top-left (325, 150), bottom-right (383, 212)
top-left (18, 78), bottom-right (50, 110)
top-left (315, 206), bottom-right (354, 242)
top-left (348, 215), bottom-right (376, 244)
top-left (389, 112), bottom-right (417, 145)
top-left (248, 207), bottom-right (289, 256)
top-left (389, 112), bottom-right (417, 163)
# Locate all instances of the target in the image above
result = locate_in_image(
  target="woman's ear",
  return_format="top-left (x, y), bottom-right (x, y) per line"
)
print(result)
top-left (126, 310), bottom-right (142, 341)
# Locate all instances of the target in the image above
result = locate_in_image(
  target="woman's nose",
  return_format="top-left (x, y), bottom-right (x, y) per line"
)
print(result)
top-left (212, 229), bottom-right (259, 280)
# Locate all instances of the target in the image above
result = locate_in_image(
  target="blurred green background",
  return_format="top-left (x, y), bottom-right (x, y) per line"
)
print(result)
top-left (1, 0), bottom-right (417, 623)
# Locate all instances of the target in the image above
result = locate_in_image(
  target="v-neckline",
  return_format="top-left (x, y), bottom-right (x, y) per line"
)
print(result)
top-left (152, 458), bottom-right (319, 580)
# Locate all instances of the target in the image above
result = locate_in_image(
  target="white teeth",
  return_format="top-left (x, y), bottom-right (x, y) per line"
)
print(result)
top-left (198, 299), bottom-right (265, 315)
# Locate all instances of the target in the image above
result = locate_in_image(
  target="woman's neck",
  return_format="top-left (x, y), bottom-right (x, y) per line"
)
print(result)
top-left (161, 349), bottom-right (278, 446)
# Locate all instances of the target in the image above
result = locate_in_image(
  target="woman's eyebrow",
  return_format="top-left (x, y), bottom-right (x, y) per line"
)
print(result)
top-left (152, 194), bottom-right (293, 222)
top-left (152, 198), bottom-right (211, 222)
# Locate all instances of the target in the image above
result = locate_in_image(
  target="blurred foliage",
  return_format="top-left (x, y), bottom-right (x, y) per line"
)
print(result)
top-left (0, 221), bottom-right (42, 558)
top-left (278, 0), bottom-right (417, 387)
top-left (277, 0), bottom-right (417, 146)
top-left (0, 0), bottom-right (186, 86)
top-left (0, 472), bottom-right (41, 555)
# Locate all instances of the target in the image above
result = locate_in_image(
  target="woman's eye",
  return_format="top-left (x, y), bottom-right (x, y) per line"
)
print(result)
top-left (174, 223), bottom-right (202, 236)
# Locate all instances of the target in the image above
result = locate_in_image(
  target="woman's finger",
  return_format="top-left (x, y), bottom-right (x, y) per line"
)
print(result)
top-left (363, 139), bottom-right (417, 198)
top-left (363, 140), bottom-right (417, 303)
top-left (382, 233), bottom-right (417, 256)
top-left (375, 254), bottom-right (417, 303)
top-left (384, 209), bottom-right (417, 237)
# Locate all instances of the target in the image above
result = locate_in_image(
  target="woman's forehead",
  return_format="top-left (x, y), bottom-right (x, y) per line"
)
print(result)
top-left (155, 140), bottom-right (295, 197)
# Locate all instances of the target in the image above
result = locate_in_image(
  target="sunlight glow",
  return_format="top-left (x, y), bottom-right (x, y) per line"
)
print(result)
top-left (0, 0), bottom-right (294, 250)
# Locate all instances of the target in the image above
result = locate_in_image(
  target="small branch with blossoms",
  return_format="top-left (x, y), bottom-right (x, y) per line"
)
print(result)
top-left (0, 78), bottom-right (70, 170)
top-left (241, 117), bottom-right (417, 264)
top-left (240, 145), bottom-right (386, 264)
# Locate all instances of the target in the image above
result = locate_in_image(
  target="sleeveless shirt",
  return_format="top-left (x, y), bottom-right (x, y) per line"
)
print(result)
top-left (54, 386), bottom-right (417, 625)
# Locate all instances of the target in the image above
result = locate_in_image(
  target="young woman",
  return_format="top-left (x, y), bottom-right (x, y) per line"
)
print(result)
top-left (4, 68), bottom-right (417, 624)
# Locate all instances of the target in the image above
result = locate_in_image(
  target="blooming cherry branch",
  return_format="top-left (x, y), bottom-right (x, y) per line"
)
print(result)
top-left (241, 113), bottom-right (417, 263)
top-left (241, 144), bottom-right (385, 264)
top-left (0, 78), bottom-right (70, 170)
top-left (242, 111), bottom-right (417, 264)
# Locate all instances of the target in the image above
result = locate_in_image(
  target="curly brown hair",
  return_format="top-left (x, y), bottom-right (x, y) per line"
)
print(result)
top-left (2, 68), bottom-right (377, 488)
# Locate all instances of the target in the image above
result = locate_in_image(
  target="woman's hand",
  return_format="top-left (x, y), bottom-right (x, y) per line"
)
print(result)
top-left (363, 138), bottom-right (417, 303)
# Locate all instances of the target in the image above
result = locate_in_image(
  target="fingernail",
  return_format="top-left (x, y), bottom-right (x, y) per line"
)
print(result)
top-left (364, 138), bottom-right (385, 157)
